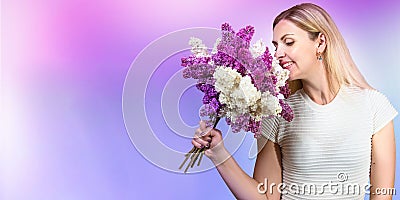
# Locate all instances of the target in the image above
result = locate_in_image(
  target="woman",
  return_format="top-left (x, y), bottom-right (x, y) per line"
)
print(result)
top-left (192, 3), bottom-right (397, 200)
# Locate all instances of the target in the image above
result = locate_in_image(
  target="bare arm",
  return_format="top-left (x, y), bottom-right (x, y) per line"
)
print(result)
top-left (192, 121), bottom-right (282, 199)
top-left (211, 144), bottom-right (268, 200)
top-left (253, 136), bottom-right (282, 200)
top-left (370, 121), bottom-right (396, 200)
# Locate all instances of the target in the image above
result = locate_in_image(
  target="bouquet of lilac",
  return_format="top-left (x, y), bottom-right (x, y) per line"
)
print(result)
top-left (179, 23), bottom-right (293, 173)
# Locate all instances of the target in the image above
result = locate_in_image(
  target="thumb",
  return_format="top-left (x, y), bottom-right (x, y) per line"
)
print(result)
top-left (209, 128), bottom-right (222, 138)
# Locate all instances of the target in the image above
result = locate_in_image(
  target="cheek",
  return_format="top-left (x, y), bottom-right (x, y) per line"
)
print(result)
top-left (294, 46), bottom-right (316, 66)
top-left (286, 45), bottom-right (302, 61)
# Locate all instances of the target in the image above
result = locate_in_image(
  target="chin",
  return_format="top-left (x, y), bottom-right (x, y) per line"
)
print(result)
top-left (288, 75), bottom-right (296, 81)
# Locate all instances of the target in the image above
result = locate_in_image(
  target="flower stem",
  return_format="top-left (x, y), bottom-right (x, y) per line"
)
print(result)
top-left (197, 150), bottom-right (204, 166)
top-left (179, 146), bottom-right (196, 170)
top-left (180, 116), bottom-right (220, 173)
top-left (213, 116), bottom-right (220, 128)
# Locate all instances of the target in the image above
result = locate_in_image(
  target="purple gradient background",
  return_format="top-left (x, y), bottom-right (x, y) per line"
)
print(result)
top-left (2, 0), bottom-right (399, 199)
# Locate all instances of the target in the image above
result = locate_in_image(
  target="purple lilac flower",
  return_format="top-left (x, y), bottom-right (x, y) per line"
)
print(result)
top-left (226, 114), bottom-right (261, 135)
top-left (199, 104), bottom-right (218, 127)
top-left (221, 23), bottom-right (235, 33)
top-left (225, 115), bottom-right (249, 133)
top-left (237, 48), bottom-right (251, 64)
top-left (181, 56), bottom-right (215, 83)
top-left (279, 99), bottom-right (294, 122)
top-left (217, 23), bottom-right (273, 93)
top-left (271, 75), bottom-right (278, 85)
top-left (182, 22), bottom-right (294, 136)
top-left (247, 120), bottom-right (261, 137)
top-left (236, 25), bottom-right (255, 49)
top-left (209, 98), bottom-right (222, 114)
top-left (196, 83), bottom-right (223, 114)
top-left (196, 84), bottom-right (216, 101)
top-left (261, 47), bottom-right (273, 71)
top-left (249, 68), bottom-right (264, 88)
top-left (212, 52), bottom-right (246, 76)
top-left (279, 84), bottom-right (291, 99)
top-left (200, 104), bottom-right (216, 117)
top-left (255, 75), bottom-right (277, 96)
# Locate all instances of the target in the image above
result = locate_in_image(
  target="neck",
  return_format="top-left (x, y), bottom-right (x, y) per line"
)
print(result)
top-left (301, 66), bottom-right (340, 105)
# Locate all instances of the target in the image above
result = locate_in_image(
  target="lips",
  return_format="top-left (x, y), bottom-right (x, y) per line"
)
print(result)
top-left (280, 61), bottom-right (294, 69)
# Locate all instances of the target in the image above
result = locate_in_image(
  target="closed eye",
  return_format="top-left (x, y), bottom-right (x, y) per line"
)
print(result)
top-left (286, 41), bottom-right (294, 46)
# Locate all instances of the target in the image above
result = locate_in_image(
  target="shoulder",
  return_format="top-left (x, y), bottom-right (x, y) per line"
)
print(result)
top-left (362, 87), bottom-right (396, 111)
top-left (336, 85), bottom-right (378, 105)
top-left (345, 85), bottom-right (394, 107)
top-left (343, 85), bottom-right (390, 99)
top-left (364, 87), bottom-right (390, 101)
top-left (341, 85), bottom-right (368, 97)
top-left (336, 85), bottom-right (393, 108)
top-left (359, 87), bottom-right (398, 133)
top-left (344, 85), bottom-right (397, 117)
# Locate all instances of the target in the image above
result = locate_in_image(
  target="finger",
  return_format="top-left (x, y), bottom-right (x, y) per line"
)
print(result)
top-left (209, 129), bottom-right (215, 137)
top-left (201, 136), bottom-right (212, 143)
top-left (198, 127), bottom-right (213, 137)
top-left (205, 127), bottom-right (213, 135)
top-left (198, 129), bottom-right (211, 137)
top-left (209, 128), bottom-right (221, 139)
top-left (191, 139), bottom-right (203, 149)
top-left (199, 130), bottom-right (207, 137)
top-left (195, 128), bottom-right (209, 137)
top-left (194, 137), bottom-right (209, 147)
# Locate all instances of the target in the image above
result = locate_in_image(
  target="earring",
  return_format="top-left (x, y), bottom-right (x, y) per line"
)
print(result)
top-left (317, 52), bottom-right (322, 61)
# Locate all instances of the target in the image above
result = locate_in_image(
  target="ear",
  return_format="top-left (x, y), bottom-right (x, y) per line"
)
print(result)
top-left (316, 33), bottom-right (327, 53)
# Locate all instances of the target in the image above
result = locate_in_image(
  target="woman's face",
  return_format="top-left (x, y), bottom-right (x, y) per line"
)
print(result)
top-left (272, 20), bottom-right (320, 81)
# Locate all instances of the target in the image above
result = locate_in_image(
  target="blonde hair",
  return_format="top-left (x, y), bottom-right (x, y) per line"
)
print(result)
top-left (273, 3), bottom-right (372, 94)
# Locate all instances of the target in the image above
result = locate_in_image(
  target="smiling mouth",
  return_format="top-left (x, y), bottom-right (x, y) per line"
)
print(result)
top-left (281, 61), bottom-right (294, 69)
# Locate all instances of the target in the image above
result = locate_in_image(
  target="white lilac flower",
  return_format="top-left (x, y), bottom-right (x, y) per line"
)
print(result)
top-left (260, 91), bottom-right (282, 117)
top-left (189, 37), bottom-right (208, 57)
top-left (271, 58), bottom-right (290, 89)
top-left (249, 39), bottom-right (266, 58)
top-left (213, 67), bottom-right (263, 121)
top-left (213, 66), bottom-right (241, 92)
top-left (213, 62), bottom-right (286, 124)
top-left (232, 76), bottom-right (261, 107)
top-left (275, 69), bottom-right (290, 88)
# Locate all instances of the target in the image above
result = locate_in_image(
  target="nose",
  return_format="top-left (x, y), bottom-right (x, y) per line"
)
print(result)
top-left (274, 46), bottom-right (285, 59)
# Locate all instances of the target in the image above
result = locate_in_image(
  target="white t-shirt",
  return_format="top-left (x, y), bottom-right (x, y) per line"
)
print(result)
top-left (261, 85), bottom-right (398, 200)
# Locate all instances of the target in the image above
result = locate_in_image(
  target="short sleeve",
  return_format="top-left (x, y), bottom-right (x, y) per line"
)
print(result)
top-left (367, 89), bottom-right (398, 134)
top-left (261, 116), bottom-right (280, 143)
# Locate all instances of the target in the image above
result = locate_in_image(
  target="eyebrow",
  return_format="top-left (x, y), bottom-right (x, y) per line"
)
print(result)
top-left (272, 33), bottom-right (295, 46)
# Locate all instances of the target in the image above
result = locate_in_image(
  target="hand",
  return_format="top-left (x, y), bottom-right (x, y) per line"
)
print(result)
top-left (191, 121), bottom-right (229, 164)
